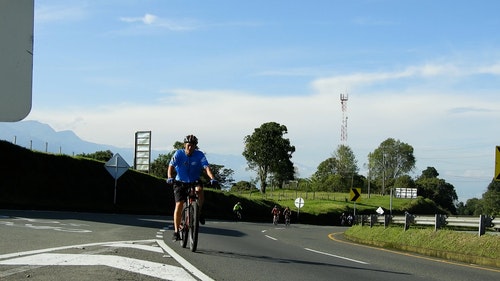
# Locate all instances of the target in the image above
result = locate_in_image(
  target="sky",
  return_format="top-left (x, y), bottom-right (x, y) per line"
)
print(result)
top-left (18, 0), bottom-right (500, 202)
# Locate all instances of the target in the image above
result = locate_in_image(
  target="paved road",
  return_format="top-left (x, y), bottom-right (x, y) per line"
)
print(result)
top-left (1, 210), bottom-right (499, 280)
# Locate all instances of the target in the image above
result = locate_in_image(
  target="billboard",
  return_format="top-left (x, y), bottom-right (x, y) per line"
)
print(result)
top-left (134, 131), bottom-right (151, 172)
top-left (395, 188), bottom-right (417, 199)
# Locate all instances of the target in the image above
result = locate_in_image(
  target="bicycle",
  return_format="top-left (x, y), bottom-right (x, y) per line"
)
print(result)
top-left (176, 181), bottom-right (201, 252)
top-left (284, 213), bottom-right (290, 226)
top-left (273, 214), bottom-right (279, 225)
top-left (234, 210), bottom-right (242, 221)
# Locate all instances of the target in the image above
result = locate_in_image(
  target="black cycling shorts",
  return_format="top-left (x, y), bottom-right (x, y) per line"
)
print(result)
top-left (173, 181), bottom-right (201, 202)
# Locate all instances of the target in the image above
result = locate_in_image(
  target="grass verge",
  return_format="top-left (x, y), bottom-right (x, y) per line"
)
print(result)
top-left (344, 225), bottom-right (500, 268)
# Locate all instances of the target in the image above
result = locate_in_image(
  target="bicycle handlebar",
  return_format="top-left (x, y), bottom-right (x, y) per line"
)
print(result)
top-left (166, 179), bottom-right (219, 188)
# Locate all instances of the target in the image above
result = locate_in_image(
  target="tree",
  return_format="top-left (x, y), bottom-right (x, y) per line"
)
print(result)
top-left (312, 158), bottom-right (337, 182)
top-left (150, 153), bottom-right (172, 178)
top-left (77, 150), bottom-right (113, 162)
top-left (311, 144), bottom-right (359, 192)
top-left (199, 163), bottom-right (235, 189)
top-left (230, 181), bottom-right (258, 192)
top-left (421, 166), bottom-right (439, 179)
top-left (416, 167), bottom-right (458, 214)
top-left (457, 198), bottom-right (483, 215)
top-left (482, 179), bottom-right (500, 216)
top-left (269, 158), bottom-right (295, 187)
top-left (150, 141), bottom-right (235, 188)
top-left (368, 138), bottom-right (416, 195)
top-left (242, 122), bottom-right (296, 193)
top-left (149, 141), bottom-right (182, 178)
top-left (394, 175), bottom-right (416, 189)
top-left (334, 145), bottom-right (359, 179)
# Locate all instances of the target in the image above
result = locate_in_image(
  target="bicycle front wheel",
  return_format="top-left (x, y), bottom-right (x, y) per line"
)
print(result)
top-left (189, 202), bottom-right (199, 252)
top-left (180, 205), bottom-right (189, 248)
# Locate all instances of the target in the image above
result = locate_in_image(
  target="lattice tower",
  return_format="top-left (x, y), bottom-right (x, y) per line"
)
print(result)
top-left (340, 93), bottom-right (348, 144)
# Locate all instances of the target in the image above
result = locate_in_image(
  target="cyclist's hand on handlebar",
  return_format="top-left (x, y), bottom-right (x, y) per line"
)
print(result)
top-left (166, 178), bottom-right (174, 184)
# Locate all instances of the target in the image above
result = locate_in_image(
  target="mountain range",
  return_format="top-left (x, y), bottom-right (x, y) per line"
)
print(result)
top-left (0, 120), bottom-right (253, 182)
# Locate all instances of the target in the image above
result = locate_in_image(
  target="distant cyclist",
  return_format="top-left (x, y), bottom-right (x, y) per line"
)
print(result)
top-left (271, 205), bottom-right (280, 225)
top-left (167, 134), bottom-right (217, 241)
top-left (283, 206), bottom-right (291, 226)
top-left (233, 202), bottom-right (243, 220)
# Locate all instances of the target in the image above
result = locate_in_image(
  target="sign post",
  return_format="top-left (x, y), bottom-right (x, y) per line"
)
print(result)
top-left (105, 153), bottom-right (130, 204)
top-left (294, 197), bottom-right (304, 221)
top-left (495, 146), bottom-right (500, 181)
top-left (349, 188), bottom-right (361, 216)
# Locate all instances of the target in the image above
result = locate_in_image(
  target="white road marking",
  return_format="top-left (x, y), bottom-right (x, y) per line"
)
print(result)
top-left (265, 235), bottom-right (278, 240)
top-left (103, 243), bottom-right (164, 253)
top-left (157, 239), bottom-right (215, 281)
top-left (0, 239), bottom-right (156, 260)
top-left (0, 239), bottom-right (210, 280)
top-left (0, 253), bottom-right (196, 280)
top-left (0, 217), bottom-right (92, 233)
top-left (304, 248), bottom-right (369, 264)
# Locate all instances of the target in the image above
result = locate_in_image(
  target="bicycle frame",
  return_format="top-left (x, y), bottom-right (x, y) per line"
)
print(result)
top-left (273, 214), bottom-right (279, 225)
top-left (178, 182), bottom-right (200, 252)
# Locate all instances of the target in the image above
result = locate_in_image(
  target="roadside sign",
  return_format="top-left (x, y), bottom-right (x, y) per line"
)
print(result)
top-left (105, 153), bottom-right (130, 180)
top-left (0, 0), bottom-right (34, 121)
top-left (350, 188), bottom-right (361, 202)
top-left (294, 197), bottom-right (305, 209)
top-left (105, 154), bottom-right (130, 204)
top-left (495, 146), bottom-right (500, 181)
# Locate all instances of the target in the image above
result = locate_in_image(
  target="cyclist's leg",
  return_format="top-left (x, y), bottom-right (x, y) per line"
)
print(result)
top-left (173, 184), bottom-right (185, 233)
top-left (195, 184), bottom-right (206, 224)
top-left (174, 201), bottom-right (184, 232)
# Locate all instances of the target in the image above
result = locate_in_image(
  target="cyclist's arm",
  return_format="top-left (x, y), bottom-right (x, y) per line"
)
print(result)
top-left (204, 166), bottom-right (215, 180)
top-left (167, 165), bottom-right (175, 179)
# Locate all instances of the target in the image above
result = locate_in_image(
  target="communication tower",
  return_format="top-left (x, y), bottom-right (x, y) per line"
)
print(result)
top-left (340, 93), bottom-right (348, 144)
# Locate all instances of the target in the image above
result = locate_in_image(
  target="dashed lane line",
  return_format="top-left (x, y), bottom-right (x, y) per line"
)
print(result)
top-left (304, 248), bottom-right (369, 264)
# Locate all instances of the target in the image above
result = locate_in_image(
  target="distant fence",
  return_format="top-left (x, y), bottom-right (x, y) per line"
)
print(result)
top-left (357, 213), bottom-right (500, 236)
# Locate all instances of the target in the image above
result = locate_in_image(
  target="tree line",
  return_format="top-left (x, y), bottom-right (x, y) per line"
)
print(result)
top-left (79, 121), bottom-right (499, 216)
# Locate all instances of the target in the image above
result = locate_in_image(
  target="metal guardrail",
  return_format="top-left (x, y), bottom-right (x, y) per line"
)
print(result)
top-left (358, 214), bottom-right (499, 236)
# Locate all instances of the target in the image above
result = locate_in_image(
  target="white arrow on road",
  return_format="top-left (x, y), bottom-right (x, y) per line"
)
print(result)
top-left (0, 239), bottom-right (212, 281)
top-left (0, 253), bottom-right (195, 280)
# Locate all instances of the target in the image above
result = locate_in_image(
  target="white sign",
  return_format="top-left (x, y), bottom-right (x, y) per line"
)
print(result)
top-left (395, 188), bottom-right (418, 199)
top-left (105, 153), bottom-right (130, 180)
top-left (0, 0), bottom-right (34, 121)
top-left (105, 154), bottom-right (130, 204)
top-left (376, 207), bottom-right (384, 215)
top-left (294, 197), bottom-right (305, 209)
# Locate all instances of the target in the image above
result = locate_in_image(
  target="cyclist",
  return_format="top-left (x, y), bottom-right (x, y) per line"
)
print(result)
top-left (233, 202), bottom-right (243, 220)
top-left (283, 206), bottom-right (291, 225)
top-left (167, 135), bottom-right (217, 241)
top-left (271, 205), bottom-right (280, 225)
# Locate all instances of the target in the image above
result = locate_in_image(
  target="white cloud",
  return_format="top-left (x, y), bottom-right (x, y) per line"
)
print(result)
top-left (27, 61), bottom-right (500, 201)
top-left (119, 13), bottom-right (197, 31)
top-left (35, 3), bottom-right (88, 23)
top-left (312, 61), bottom-right (500, 94)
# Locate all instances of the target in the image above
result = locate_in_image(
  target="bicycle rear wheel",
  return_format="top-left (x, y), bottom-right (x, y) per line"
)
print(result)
top-left (189, 202), bottom-right (199, 252)
top-left (180, 205), bottom-right (188, 248)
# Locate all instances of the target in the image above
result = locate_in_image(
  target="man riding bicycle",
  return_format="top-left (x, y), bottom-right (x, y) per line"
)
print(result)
top-left (283, 206), bottom-right (291, 225)
top-left (271, 205), bottom-right (280, 225)
top-left (167, 135), bottom-right (217, 241)
top-left (233, 202), bottom-right (243, 220)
